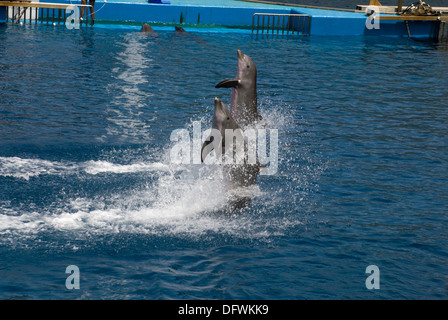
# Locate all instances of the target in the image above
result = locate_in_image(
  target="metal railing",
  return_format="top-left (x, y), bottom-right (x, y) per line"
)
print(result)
top-left (252, 13), bottom-right (311, 37)
top-left (3, 4), bottom-right (92, 26)
top-left (439, 18), bottom-right (448, 42)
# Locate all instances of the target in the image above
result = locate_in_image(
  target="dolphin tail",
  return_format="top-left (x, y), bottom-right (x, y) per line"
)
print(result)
top-left (215, 78), bottom-right (239, 89)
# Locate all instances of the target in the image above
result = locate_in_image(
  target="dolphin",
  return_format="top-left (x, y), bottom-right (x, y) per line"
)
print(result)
top-left (141, 23), bottom-right (154, 32)
top-left (173, 26), bottom-right (207, 45)
top-left (201, 98), bottom-right (260, 189)
top-left (215, 50), bottom-right (262, 128)
top-left (201, 97), bottom-right (242, 163)
top-left (175, 26), bottom-right (187, 32)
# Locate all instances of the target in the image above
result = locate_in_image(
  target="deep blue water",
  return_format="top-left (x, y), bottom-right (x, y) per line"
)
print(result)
top-left (1, 24), bottom-right (448, 299)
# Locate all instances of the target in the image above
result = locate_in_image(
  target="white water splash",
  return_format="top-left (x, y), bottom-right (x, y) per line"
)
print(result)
top-left (0, 106), bottom-right (314, 245)
top-left (0, 151), bottom-right (268, 234)
top-left (0, 157), bottom-right (170, 180)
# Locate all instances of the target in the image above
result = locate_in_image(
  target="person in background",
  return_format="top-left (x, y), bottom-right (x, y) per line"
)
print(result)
top-left (80, 0), bottom-right (96, 26)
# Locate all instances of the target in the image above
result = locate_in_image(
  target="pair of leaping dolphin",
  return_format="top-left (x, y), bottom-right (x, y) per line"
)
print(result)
top-left (202, 50), bottom-right (261, 161)
top-left (201, 50), bottom-right (262, 190)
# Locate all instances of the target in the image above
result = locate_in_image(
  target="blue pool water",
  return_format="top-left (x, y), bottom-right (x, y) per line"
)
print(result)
top-left (0, 24), bottom-right (447, 299)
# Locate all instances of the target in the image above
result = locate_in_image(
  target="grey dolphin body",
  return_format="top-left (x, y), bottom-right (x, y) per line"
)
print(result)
top-left (201, 98), bottom-right (260, 189)
top-left (141, 23), bottom-right (154, 32)
top-left (201, 97), bottom-right (242, 163)
top-left (215, 50), bottom-right (262, 128)
top-left (175, 26), bottom-right (187, 32)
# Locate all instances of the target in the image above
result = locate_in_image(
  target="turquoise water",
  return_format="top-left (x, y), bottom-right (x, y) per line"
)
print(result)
top-left (0, 24), bottom-right (447, 299)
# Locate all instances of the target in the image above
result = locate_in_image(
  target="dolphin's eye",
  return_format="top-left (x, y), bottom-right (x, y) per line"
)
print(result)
top-left (227, 117), bottom-right (230, 120)
top-left (209, 136), bottom-right (214, 142)
top-left (246, 65), bottom-right (250, 69)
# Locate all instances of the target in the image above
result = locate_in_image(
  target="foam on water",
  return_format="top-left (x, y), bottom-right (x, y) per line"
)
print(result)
top-left (0, 157), bottom-right (170, 180)
top-left (0, 158), bottom-right (292, 243)
top-left (0, 106), bottom-right (313, 247)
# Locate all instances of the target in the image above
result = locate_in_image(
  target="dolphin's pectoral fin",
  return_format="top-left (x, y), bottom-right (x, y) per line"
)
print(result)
top-left (201, 139), bottom-right (213, 163)
top-left (201, 135), bottom-right (222, 162)
top-left (215, 79), bottom-right (239, 89)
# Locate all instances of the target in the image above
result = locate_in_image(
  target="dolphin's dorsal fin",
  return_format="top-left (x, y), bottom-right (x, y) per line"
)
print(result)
top-left (215, 79), bottom-right (239, 89)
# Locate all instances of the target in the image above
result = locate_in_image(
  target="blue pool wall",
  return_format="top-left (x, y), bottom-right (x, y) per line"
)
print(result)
top-left (94, 2), bottom-right (443, 38)
top-left (292, 8), bottom-right (367, 36)
top-left (97, 3), bottom-right (289, 26)
top-left (97, 2), bottom-right (440, 38)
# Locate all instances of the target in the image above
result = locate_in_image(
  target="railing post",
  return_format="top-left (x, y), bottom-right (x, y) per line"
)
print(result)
top-left (261, 15), bottom-right (265, 34)
top-left (307, 16), bottom-right (311, 35)
top-left (252, 14), bottom-right (255, 34)
top-left (282, 15), bottom-right (285, 35)
top-left (251, 13), bottom-right (311, 38)
top-left (276, 14), bottom-right (280, 35)
top-left (397, 0), bottom-right (403, 13)
top-left (267, 15), bottom-right (270, 35)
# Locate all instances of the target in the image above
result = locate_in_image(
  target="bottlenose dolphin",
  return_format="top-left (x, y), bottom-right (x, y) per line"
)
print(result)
top-left (201, 97), bottom-right (242, 163)
top-left (175, 26), bottom-right (186, 32)
top-left (141, 23), bottom-right (154, 32)
top-left (215, 50), bottom-right (262, 128)
top-left (201, 98), bottom-right (260, 189)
